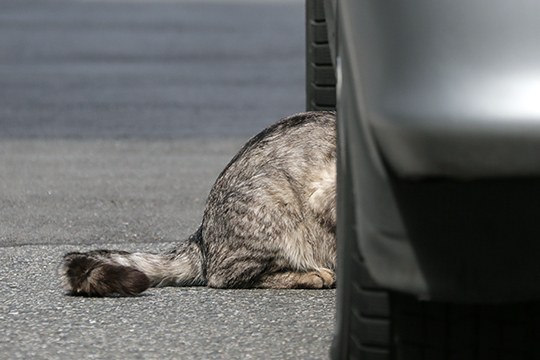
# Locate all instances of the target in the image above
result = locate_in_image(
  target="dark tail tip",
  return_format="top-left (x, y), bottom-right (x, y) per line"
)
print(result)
top-left (61, 252), bottom-right (150, 297)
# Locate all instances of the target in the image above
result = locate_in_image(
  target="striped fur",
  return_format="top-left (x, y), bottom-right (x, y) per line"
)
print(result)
top-left (60, 112), bottom-right (337, 296)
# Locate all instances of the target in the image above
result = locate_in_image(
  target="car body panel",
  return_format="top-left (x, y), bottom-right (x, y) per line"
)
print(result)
top-left (335, 0), bottom-right (540, 301)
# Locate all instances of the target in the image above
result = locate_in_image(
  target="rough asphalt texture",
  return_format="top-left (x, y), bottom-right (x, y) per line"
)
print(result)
top-left (0, 1), bottom-right (336, 359)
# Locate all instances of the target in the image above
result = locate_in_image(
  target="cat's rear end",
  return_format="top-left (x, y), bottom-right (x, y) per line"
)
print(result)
top-left (60, 111), bottom-right (337, 296)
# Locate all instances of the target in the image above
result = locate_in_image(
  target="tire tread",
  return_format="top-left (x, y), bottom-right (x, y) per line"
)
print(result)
top-left (306, 0), bottom-right (336, 111)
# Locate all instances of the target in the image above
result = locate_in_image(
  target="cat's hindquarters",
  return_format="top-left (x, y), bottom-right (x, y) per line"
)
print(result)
top-left (60, 238), bottom-right (205, 297)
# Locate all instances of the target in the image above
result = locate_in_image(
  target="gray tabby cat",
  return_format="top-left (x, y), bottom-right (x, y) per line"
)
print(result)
top-left (60, 111), bottom-right (337, 296)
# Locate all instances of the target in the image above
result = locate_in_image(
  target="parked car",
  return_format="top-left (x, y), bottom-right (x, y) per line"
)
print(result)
top-left (307, 1), bottom-right (540, 358)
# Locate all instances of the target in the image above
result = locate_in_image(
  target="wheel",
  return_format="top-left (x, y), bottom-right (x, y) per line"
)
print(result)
top-left (332, 81), bottom-right (540, 360)
top-left (333, 116), bottom-right (540, 360)
top-left (305, 0), bottom-right (336, 111)
top-left (307, 1), bottom-right (540, 358)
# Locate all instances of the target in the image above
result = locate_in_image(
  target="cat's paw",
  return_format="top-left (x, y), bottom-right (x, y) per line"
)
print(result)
top-left (302, 268), bottom-right (336, 289)
top-left (253, 268), bottom-right (336, 289)
top-left (315, 268), bottom-right (336, 289)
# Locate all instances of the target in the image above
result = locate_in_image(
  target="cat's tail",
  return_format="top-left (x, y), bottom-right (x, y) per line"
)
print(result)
top-left (59, 230), bottom-right (206, 297)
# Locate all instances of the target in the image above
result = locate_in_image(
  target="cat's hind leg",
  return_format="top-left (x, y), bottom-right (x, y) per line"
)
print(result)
top-left (206, 263), bottom-right (335, 289)
top-left (205, 252), bottom-right (276, 289)
top-left (254, 268), bottom-right (336, 289)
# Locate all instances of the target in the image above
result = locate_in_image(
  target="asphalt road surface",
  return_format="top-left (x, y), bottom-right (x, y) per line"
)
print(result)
top-left (0, 1), bottom-right (336, 359)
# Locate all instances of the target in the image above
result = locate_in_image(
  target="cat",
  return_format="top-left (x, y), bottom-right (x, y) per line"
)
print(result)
top-left (60, 111), bottom-right (337, 296)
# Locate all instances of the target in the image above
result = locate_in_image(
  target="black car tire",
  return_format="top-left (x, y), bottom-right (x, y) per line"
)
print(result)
top-left (305, 0), bottom-right (336, 111)
top-left (334, 249), bottom-right (540, 359)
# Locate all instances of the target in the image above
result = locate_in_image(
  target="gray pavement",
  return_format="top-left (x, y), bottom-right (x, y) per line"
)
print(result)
top-left (0, 1), bottom-right (336, 359)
